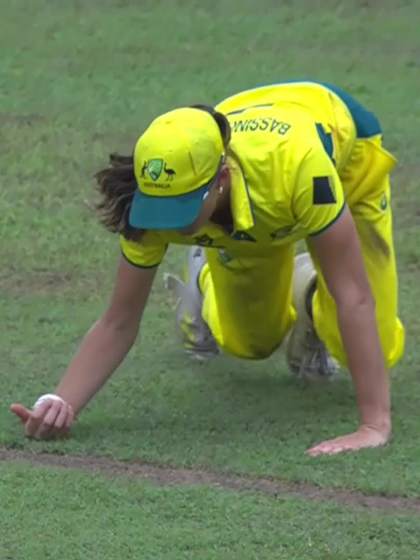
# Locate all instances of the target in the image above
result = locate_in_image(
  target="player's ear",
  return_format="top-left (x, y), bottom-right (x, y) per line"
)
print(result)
top-left (219, 164), bottom-right (230, 182)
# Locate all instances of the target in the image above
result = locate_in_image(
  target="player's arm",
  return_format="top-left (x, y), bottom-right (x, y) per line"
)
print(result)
top-left (307, 208), bottom-right (391, 455)
top-left (10, 256), bottom-right (157, 438)
top-left (293, 143), bottom-right (390, 454)
top-left (55, 255), bottom-right (157, 412)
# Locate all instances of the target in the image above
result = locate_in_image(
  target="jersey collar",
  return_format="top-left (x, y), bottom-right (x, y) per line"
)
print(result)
top-left (227, 153), bottom-right (255, 232)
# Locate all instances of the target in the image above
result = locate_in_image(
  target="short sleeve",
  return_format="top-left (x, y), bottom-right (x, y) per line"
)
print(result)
top-left (119, 232), bottom-right (167, 268)
top-left (292, 147), bottom-right (346, 236)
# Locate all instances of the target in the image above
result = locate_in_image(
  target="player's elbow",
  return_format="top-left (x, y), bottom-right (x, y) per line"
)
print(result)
top-left (101, 306), bottom-right (142, 339)
top-left (332, 281), bottom-right (375, 312)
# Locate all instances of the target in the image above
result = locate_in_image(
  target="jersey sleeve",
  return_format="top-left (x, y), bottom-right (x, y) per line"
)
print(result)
top-left (119, 231), bottom-right (167, 268)
top-left (292, 146), bottom-right (346, 236)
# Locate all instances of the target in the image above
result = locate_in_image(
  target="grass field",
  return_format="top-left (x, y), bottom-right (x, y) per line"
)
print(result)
top-left (1, 1), bottom-right (420, 558)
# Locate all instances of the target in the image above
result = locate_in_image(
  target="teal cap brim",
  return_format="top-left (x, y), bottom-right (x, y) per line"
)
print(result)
top-left (128, 181), bottom-right (212, 230)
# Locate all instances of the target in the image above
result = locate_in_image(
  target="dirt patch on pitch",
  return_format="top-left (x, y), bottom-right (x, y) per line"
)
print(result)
top-left (0, 267), bottom-right (109, 298)
top-left (0, 269), bottom-right (81, 299)
top-left (1, 448), bottom-right (420, 514)
top-left (0, 113), bottom-right (47, 127)
top-left (0, 270), bottom-right (74, 295)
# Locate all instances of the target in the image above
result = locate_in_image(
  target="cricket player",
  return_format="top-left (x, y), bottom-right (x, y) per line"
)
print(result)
top-left (11, 81), bottom-right (405, 456)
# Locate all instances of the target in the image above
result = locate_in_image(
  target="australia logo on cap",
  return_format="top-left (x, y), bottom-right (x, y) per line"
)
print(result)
top-left (141, 159), bottom-right (176, 182)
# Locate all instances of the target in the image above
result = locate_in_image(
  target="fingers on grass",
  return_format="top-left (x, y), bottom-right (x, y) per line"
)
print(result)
top-left (32, 399), bottom-right (54, 420)
top-left (43, 403), bottom-right (74, 439)
top-left (43, 400), bottom-right (63, 427)
top-left (54, 403), bottom-right (71, 430)
top-left (9, 403), bottom-right (31, 423)
top-left (35, 400), bottom-right (63, 438)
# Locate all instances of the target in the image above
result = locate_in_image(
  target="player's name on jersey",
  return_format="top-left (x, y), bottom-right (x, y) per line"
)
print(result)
top-left (230, 117), bottom-right (292, 135)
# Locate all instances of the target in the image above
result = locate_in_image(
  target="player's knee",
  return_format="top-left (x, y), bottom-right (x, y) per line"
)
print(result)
top-left (218, 332), bottom-right (288, 360)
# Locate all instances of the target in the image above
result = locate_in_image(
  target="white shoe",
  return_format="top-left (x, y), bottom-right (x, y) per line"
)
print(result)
top-left (164, 247), bottom-right (219, 361)
top-left (286, 252), bottom-right (338, 380)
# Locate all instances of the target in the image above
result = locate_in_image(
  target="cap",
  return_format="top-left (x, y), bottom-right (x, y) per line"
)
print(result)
top-left (129, 107), bottom-right (225, 230)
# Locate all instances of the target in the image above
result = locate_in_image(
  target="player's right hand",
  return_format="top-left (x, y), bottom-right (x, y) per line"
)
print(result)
top-left (10, 396), bottom-right (74, 439)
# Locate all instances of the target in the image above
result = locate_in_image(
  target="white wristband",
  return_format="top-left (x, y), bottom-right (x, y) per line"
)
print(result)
top-left (33, 393), bottom-right (65, 410)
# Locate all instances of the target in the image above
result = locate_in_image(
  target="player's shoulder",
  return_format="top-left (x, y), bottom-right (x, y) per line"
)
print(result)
top-left (216, 82), bottom-right (327, 114)
top-left (224, 102), bottom-right (317, 146)
top-left (217, 89), bottom-right (320, 145)
top-left (216, 85), bottom-right (270, 114)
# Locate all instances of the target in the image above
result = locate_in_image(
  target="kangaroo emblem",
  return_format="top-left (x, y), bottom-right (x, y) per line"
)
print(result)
top-left (164, 163), bottom-right (176, 181)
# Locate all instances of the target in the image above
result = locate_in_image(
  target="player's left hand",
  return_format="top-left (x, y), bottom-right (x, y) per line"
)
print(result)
top-left (306, 424), bottom-right (390, 456)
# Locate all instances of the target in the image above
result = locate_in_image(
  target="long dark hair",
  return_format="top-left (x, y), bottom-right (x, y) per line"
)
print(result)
top-left (94, 106), bottom-right (231, 240)
top-left (94, 153), bottom-right (141, 241)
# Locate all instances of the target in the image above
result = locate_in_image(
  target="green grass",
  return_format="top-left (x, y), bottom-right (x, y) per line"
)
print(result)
top-left (1, 0), bottom-right (420, 557)
top-left (1, 463), bottom-right (419, 560)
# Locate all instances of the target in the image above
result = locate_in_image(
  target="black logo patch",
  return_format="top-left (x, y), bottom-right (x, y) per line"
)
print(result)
top-left (313, 176), bottom-right (336, 205)
top-left (231, 230), bottom-right (256, 242)
top-left (270, 225), bottom-right (295, 240)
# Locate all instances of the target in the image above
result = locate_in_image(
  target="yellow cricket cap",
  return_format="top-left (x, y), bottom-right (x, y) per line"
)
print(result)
top-left (129, 107), bottom-right (224, 229)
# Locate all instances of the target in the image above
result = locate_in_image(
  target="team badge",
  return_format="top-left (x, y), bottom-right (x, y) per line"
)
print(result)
top-left (141, 159), bottom-right (177, 181)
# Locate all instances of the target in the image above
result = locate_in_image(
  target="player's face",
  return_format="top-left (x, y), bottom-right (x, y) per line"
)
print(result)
top-left (177, 180), bottom-right (221, 236)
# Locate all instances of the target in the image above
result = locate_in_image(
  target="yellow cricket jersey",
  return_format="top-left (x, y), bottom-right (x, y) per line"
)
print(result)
top-left (121, 81), bottom-right (370, 268)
